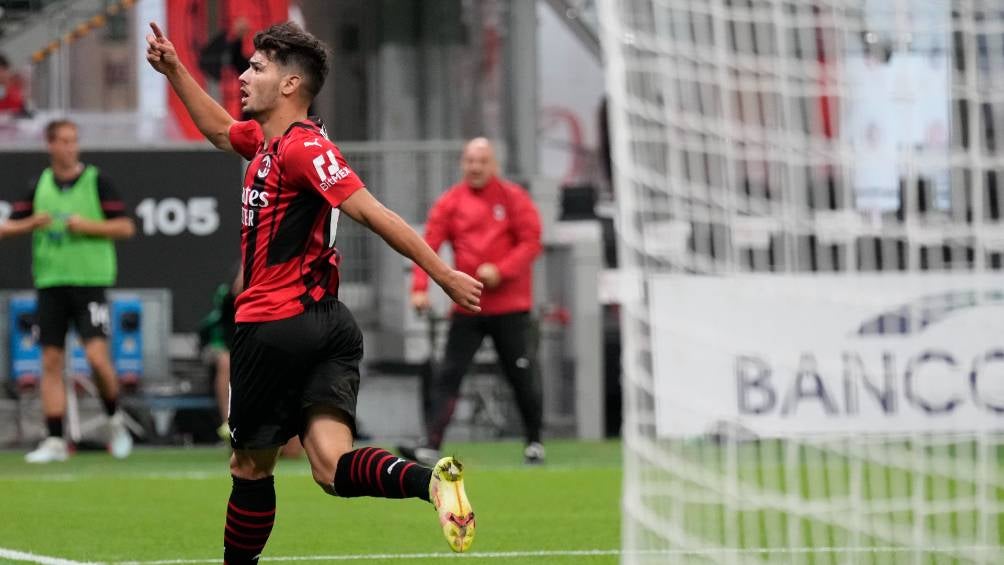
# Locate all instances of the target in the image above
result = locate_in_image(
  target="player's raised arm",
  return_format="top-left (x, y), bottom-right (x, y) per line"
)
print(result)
top-left (145, 22), bottom-right (235, 152)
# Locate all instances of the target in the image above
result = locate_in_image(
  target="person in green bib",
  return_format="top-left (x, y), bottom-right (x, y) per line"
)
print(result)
top-left (0, 119), bottom-right (136, 463)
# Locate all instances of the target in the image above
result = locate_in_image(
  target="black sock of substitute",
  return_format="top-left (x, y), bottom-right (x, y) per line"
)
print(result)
top-left (46, 417), bottom-right (63, 439)
top-left (101, 395), bottom-right (118, 417)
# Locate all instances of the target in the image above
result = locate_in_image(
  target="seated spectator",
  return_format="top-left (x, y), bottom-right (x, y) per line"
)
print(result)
top-left (0, 53), bottom-right (27, 116)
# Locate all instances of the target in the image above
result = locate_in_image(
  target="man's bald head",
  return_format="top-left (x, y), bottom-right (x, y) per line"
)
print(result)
top-left (461, 137), bottom-right (498, 189)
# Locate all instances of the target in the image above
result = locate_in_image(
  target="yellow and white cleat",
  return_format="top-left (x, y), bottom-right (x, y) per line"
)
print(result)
top-left (429, 456), bottom-right (475, 553)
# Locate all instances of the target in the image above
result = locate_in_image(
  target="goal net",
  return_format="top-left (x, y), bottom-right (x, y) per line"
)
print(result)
top-left (599, 0), bottom-right (1004, 563)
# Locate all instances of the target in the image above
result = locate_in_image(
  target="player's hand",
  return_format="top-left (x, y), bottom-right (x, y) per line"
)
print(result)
top-left (146, 22), bottom-right (180, 75)
top-left (411, 291), bottom-right (431, 313)
top-left (32, 213), bottom-right (52, 229)
top-left (64, 216), bottom-right (85, 234)
top-left (65, 215), bottom-right (91, 234)
top-left (439, 270), bottom-right (482, 313)
top-left (475, 262), bottom-right (501, 289)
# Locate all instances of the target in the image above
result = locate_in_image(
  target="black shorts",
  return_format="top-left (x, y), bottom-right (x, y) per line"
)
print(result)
top-left (36, 286), bottom-right (110, 347)
top-left (229, 298), bottom-right (363, 450)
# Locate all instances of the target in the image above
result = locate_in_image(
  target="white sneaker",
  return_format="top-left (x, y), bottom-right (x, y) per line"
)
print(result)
top-left (523, 442), bottom-right (546, 465)
top-left (25, 437), bottom-right (69, 463)
top-left (108, 412), bottom-right (133, 459)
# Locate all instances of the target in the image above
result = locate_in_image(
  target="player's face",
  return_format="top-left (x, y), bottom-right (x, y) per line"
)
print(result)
top-left (461, 142), bottom-right (497, 189)
top-left (239, 52), bottom-right (282, 117)
top-left (47, 125), bottom-right (79, 167)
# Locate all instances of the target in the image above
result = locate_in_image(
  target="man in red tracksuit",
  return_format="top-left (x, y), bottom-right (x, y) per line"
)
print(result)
top-left (0, 53), bottom-right (26, 116)
top-left (400, 137), bottom-right (546, 465)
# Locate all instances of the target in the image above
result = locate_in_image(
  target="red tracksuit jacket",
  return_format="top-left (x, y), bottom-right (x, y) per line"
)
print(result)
top-left (412, 176), bottom-right (542, 315)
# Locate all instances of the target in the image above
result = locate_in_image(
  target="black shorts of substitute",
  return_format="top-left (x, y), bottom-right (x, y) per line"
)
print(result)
top-left (229, 298), bottom-right (362, 450)
top-left (36, 286), bottom-right (110, 347)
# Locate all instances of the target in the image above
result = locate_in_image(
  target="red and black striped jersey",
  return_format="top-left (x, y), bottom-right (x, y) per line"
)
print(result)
top-left (229, 118), bottom-right (364, 323)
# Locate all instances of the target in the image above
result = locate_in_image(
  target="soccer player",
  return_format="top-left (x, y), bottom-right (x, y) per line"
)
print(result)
top-left (0, 119), bottom-right (135, 463)
top-left (146, 21), bottom-right (480, 561)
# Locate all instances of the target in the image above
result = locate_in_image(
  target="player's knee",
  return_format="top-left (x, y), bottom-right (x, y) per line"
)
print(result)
top-left (313, 470), bottom-right (337, 496)
top-left (41, 350), bottom-right (63, 376)
top-left (310, 457), bottom-right (339, 495)
top-left (229, 450), bottom-right (277, 480)
top-left (315, 476), bottom-right (337, 496)
top-left (84, 348), bottom-right (111, 369)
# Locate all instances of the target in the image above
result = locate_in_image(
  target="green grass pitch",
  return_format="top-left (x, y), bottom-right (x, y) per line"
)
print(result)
top-left (0, 440), bottom-right (622, 564)
top-left (3, 438), bottom-right (998, 564)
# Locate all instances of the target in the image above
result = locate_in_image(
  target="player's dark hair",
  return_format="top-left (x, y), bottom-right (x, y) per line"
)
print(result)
top-left (0, 53), bottom-right (9, 69)
top-left (45, 119), bottom-right (77, 142)
top-left (253, 22), bottom-right (329, 98)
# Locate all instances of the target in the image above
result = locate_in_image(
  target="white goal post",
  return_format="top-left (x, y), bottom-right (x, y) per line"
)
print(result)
top-left (599, 0), bottom-right (1004, 563)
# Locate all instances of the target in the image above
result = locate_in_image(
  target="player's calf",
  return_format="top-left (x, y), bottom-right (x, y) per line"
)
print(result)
top-left (330, 446), bottom-right (432, 500)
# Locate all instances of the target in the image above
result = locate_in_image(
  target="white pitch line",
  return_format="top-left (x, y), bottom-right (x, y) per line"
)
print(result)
top-left (0, 547), bottom-right (100, 565)
top-left (4, 545), bottom-right (998, 565)
top-left (116, 549), bottom-right (626, 564)
top-left (115, 546), bottom-right (1004, 564)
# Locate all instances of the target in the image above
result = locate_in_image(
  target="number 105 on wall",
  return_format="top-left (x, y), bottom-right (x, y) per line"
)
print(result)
top-left (135, 197), bottom-right (219, 236)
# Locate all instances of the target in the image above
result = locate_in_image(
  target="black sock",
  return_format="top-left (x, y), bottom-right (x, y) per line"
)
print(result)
top-left (46, 417), bottom-right (63, 438)
top-left (333, 447), bottom-right (433, 501)
top-left (101, 396), bottom-right (118, 417)
top-left (224, 476), bottom-right (275, 565)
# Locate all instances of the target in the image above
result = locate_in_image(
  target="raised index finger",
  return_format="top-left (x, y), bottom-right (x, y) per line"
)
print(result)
top-left (149, 21), bottom-right (165, 39)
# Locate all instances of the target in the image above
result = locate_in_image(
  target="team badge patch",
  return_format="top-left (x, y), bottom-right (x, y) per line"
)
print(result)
top-left (257, 155), bottom-right (272, 178)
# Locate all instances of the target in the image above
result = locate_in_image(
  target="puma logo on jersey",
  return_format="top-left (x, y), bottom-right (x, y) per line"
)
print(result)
top-left (303, 139), bottom-right (323, 148)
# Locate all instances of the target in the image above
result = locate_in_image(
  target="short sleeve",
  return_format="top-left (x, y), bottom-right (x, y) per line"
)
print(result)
top-left (229, 120), bottom-right (264, 160)
top-left (9, 184), bottom-right (36, 220)
top-left (96, 173), bottom-right (127, 219)
top-left (284, 136), bottom-right (365, 208)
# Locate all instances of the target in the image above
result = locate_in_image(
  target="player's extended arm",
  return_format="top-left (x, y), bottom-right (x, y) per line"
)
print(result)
top-left (66, 216), bottom-right (135, 240)
top-left (411, 195), bottom-right (451, 294)
top-left (340, 189), bottom-right (482, 313)
top-left (0, 214), bottom-right (50, 240)
top-left (145, 22), bottom-right (235, 152)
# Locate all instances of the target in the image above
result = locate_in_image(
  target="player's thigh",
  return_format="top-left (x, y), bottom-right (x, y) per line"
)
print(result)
top-left (35, 287), bottom-right (70, 348)
top-left (231, 301), bottom-right (359, 451)
top-left (299, 301), bottom-right (364, 437)
top-left (69, 287), bottom-right (110, 341)
top-left (229, 323), bottom-right (309, 450)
